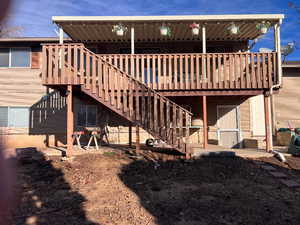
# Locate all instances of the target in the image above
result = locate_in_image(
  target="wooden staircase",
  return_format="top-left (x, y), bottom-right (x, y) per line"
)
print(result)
top-left (42, 44), bottom-right (193, 155)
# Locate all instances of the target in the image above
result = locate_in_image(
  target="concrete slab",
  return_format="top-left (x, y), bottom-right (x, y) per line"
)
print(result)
top-left (279, 179), bottom-right (300, 188)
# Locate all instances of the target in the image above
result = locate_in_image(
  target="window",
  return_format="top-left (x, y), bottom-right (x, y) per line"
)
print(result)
top-left (0, 48), bottom-right (31, 68)
top-left (0, 49), bottom-right (9, 67)
top-left (77, 105), bottom-right (97, 127)
top-left (0, 107), bottom-right (29, 128)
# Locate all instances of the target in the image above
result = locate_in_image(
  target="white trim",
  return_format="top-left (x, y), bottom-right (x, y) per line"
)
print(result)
top-left (202, 26), bottom-right (206, 53)
top-left (131, 27), bottom-right (135, 54)
top-left (217, 105), bottom-right (242, 148)
top-left (53, 14), bottom-right (284, 23)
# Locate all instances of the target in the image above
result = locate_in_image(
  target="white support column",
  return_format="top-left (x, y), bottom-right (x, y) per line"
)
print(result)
top-left (59, 27), bottom-right (64, 44)
top-left (274, 20), bottom-right (282, 86)
top-left (202, 25), bottom-right (206, 53)
top-left (131, 26), bottom-right (135, 54)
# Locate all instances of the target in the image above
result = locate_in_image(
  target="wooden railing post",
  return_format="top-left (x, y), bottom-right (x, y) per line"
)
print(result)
top-left (66, 85), bottom-right (74, 157)
top-left (203, 96), bottom-right (208, 149)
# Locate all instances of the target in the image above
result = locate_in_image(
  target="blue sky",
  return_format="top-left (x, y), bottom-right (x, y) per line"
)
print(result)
top-left (6, 0), bottom-right (300, 60)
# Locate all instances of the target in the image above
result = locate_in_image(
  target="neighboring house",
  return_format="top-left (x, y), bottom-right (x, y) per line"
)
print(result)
top-left (274, 61), bottom-right (300, 129)
top-left (1, 14), bottom-right (284, 157)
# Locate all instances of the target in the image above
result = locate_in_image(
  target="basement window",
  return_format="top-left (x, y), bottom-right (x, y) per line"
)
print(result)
top-left (77, 105), bottom-right (97, 127)
top-left (0, 106), bottom-right (29, 128)
top-left (0, 47), bottom-right (31, 68)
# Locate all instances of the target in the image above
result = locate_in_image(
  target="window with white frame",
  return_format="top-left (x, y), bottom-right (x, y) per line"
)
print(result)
top-left (0, 106), bottom-right (29, 128)
top-left (77, 105), bottom-right (97, 127)
top-left (0, 47), bottom-right (31, 68)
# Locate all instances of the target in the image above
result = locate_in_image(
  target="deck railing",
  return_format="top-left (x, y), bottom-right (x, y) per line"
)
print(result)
top-left (41, 43), bottom-right (278, 90)
top-left (42, 43), bottom-right (193, 153)
top-left (99, 52), bottom-right (278, 90)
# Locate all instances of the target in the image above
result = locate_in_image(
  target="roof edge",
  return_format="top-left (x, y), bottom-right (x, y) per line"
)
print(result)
top-left (52, 14), bottom-right (285, 23)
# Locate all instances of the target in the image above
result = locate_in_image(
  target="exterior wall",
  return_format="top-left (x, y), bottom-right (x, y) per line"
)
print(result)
top-left (274, 67), bottom-right (300, 128)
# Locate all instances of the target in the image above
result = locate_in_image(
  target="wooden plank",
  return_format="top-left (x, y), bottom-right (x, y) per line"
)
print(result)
top-left (207, 54), bottom-right (211, 89)
top-left (66, 85), bottom-right (74, 157)
top-left (130, 54), bottom-right (135, 79)
top-left (160, 97), bottom-right (165, 138)
top-left (179, 55), bottom-right (183, 89)
top-left (202, 54), bottom-right (206, 89)
top-left (141, 85), bottom-right (146, 126)
top-left (174, 55), bottom-right (178, 90)
top-left (80, 46), bottom-right (84, 85)
top-left (48, 46), bottom-right (53, 84)
top-left (163, 55), bottom-right (167, 90)
top-left (166, 101), bottom-right (170, 143)
top-left (251, 53), bottom-right (256, 88)
top-left (262, 53), bottom-right (267, 88)
top-left (257, 54), bottom-right (262, 88)
top-left (152, 55), bottom-right (156, 89)
top-left (185, 111), bottom-right (190, 155)
top-left (110, 68), bottom-right (115, 106)
top-left (190, 54), bottom-right (194, 89)
top-left (86, 51), bottom-right (90, 89)
top-left (169, 55), bottom-right (173, 89)
top-left (141, 55), bottom-right (145, 84)
top-left (157, 55), bottom-right (161, 89)
top-left (135, 81), bottom-right (140, 121)
top-left (136, 55), bottom-right (140, 82)
top-left (217, 54), bottom-right (222, 89)
top-left (67, 45), bottom-right (72, 84)
top-left (172, 104), bottom-right (177, 145)
top-left (185, 55), bottom-right (189, 89)
top-left (104, 64), bottom-right (109, 102)
top-left (267, 53), bottom-right (272, 88)
top-left (136, 125), bottom-right (141, 154)
top-left (42, 46), bottom-right (47, 84)
top-left (240, 54), bottom-right (244, 89)
top-left (98, 60), bottom-right (103, 99)
top-left (203, 96), bottom-right (208, 149)
top-left (92, 55), bottom-right (97, 94)
top-left (54, 45), bottom-right (59, 84)
top-left (196, 54), bottom-right (200, 89)
top-left (116, 70), bottom-right (121, 110)
top-left (129, 77), bottom-right (133, 119)
top-left (73, 45), bottom-right (78, 84)
top-left (147, 55), bottom-right (150, 88)
top-left (245, 53), bottom-right (250, 88)
top-left (212, 54), bottom-right (216, 89)
top-left (148, 89), bottom-right (152, 130)
top-left (154, 94), bottom-right (157, 132)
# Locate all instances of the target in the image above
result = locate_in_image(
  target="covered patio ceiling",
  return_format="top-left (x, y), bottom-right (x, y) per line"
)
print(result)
top-left (53, 14), bottom-right (284, 43)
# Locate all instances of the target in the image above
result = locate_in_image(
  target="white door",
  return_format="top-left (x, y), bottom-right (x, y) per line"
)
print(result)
top-left (217, 105), bottom-right (241, 148)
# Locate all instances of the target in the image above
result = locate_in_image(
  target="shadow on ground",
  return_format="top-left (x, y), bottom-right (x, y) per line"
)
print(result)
top-left (6, 148), bottom-right (100, 225)
top-left (119, 155), bottom-right (300, 225)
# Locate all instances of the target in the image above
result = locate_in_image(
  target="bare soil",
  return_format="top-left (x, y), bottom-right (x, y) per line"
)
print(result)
top-left (8, 148), bottom-right (300, 225)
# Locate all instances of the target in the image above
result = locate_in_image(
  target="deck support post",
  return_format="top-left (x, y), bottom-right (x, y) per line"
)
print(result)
top-left (66, 85), bottom-right (74, 157)
top-left (59, 27), bottom-right (64, 44)
top-left (131, 27), bottom-right (135, 54)
top-left (129, 125), bottom-right (132, 147)
top-left (264, 93), bottom-right (272, 152)
top-left (202, 96), bottom-right (208, 149)
top-left (202, 25), bottom-right (206, 53)
top-left (136, 125), bottom-right (140, 154)
top-left (274, 20), bottom-right (282, 86)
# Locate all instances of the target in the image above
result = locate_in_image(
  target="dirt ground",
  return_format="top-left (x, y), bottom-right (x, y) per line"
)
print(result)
top-left (7, 148), bottom-right (300, 225)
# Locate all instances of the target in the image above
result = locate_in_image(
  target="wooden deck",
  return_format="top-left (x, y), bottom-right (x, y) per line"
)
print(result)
top-left (42, 44), bottom-right (279, 92)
